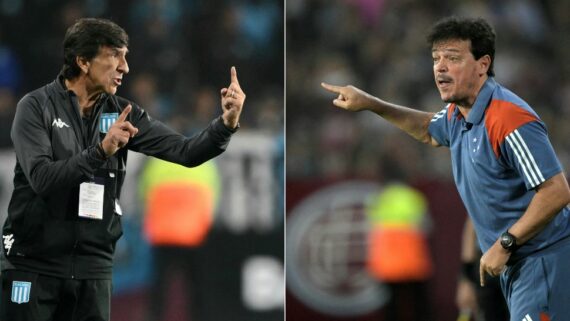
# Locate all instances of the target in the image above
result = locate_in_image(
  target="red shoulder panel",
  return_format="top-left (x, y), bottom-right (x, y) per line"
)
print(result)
top-left (485, 99), bottom-right (537, 158)
top-left (447, 103), bottom-right (456, 121)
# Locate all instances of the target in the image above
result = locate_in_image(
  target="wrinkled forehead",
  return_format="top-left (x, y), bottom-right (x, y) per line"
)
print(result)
top-left (431, 38), bottom-right (472, 54)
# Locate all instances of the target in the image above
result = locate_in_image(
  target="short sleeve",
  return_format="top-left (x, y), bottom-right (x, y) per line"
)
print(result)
top-left (501, 121), bottom-right (562, 190)
top-left (428, 104), bottom-right (451, 147)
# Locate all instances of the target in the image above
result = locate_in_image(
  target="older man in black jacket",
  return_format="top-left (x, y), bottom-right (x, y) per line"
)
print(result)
top-left (0, 18), bottom-right (244, 321)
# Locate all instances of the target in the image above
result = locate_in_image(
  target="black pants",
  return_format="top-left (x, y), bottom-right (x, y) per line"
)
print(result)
top-left (147, 246), bottom-right (205, 321)
top-left (0, 269), bottom-right (111, 321)
top-left (478, 274), bottom-right (509, 321)
top-left (384, 281), bottom-right (432, 321)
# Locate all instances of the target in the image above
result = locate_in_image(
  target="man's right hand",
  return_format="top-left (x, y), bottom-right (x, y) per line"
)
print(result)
top-left (322, 82), bottom-right (439, 146)
top-left (321, 82), bottom-right (373, 112)
top-left (101, 104), bottom-right (139, 157)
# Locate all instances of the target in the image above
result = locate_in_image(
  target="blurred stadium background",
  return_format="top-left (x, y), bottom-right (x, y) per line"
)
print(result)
top-left (0, 1), bottom-right (283, 321)
top-left (286, 0), bottom-right (569, 320)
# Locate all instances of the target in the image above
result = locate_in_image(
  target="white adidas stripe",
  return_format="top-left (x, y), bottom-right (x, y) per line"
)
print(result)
top-left (513, 129), bottom-right (545, 182)
top-left (430, 106), bottom-right (449, 122)
top-left (430, 114), bottom-right (445, 122)
top-left (524, 313), bottom-right (533, 321)
top-left (506, 133), bottom-right (540, 187)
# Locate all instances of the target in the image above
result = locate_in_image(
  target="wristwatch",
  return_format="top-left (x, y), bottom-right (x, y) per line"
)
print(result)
top-left (500, 230), bottom-right (518, 252)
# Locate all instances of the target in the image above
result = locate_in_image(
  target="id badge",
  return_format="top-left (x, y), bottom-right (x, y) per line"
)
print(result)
top-left (78, 178), bottom-right (105, 220)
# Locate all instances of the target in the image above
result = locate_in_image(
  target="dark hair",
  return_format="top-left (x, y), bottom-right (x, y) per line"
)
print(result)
top-left (427, 17), bottom-right (496, 76)
top-left (61, 18), bottom-right (129, 80)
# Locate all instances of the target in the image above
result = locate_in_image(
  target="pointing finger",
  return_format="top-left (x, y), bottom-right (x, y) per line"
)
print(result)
top-left (321, 82), bottom-right (342, 94)
top-left (118, 104), bottom-right (132, 122)
top-left (231, 66), bottom-right (240, 87)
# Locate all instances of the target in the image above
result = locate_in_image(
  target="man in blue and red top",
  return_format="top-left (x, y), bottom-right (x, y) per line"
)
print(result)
top-left (321, 17), bottom-right (570, 321)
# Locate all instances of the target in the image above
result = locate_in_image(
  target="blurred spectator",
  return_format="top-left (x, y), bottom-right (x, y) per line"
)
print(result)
top-left (0, 87), bottom-right (16, 148)
top-left (139, 158), bottom-right (220, 321)
top-left (0, 30), bottom-right (21, 94)
top-left (236, 0), bottom-right (281, 61)
top-left (366, 164), bottom-right (433, 321)
top-left (172, 86), bottom-right (219, 136)
top-left (0, 28), bottom-right (21, 146)
top-left (128, 72), bottom-right (173, 120)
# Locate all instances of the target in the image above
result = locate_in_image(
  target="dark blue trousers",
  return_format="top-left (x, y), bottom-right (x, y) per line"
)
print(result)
top-left (500, 237), bottom-right (570, 321)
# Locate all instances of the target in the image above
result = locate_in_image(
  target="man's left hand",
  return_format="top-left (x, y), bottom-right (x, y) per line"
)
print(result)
top-left (479, 239), bottom-right (510, 287)
top-left (220, 66), bottom-right (245, 130)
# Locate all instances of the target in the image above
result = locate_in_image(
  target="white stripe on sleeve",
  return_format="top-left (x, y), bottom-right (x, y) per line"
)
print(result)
top-left (430, 105), bottom-right (449, 122)
top-left (506, 134), bottom-right (540, 187)
top-left (513, 129), bottom-right (545, 183)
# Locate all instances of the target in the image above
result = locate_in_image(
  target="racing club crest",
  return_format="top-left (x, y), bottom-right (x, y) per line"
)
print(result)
top-left (11, 281), bottom-right (31, 304)
top-left (100, 113), bottom-right (119, 133)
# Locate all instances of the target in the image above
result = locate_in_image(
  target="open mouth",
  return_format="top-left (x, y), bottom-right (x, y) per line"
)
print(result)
top-left (437, 77), bottom-right (452, 89)
top-left (113, 78), bottom-right (122, 86)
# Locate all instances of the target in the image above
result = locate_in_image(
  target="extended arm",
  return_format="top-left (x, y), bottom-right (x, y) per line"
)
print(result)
top-left (128, 114), bottom-right (235, 167)
top-left (127, 67), bottom-right (244, 167)
top-left (321, 83), bottom-right (439, 146)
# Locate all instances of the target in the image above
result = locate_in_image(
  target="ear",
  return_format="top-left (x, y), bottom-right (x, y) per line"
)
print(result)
top-left (478, 55), bottom-right (491, 76)
top-left (76, 56), bottom-right (90, 74)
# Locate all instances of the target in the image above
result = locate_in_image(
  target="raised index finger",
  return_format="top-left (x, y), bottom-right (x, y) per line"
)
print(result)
top-left (321, 82), bottom-right (342, 94)
top-left (118, 104), bottom-right (132, 122)
top-left (230, 66), bottom-right (240, 87)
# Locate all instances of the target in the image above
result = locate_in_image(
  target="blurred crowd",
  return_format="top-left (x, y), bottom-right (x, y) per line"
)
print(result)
top-left (287, 0), bottom-right (570, 182)
top-left (0, 0), bottom-right (283, 148)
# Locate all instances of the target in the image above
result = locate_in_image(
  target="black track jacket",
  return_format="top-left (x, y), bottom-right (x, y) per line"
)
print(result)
top-left (1, 75), bottom-right (235, 279)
